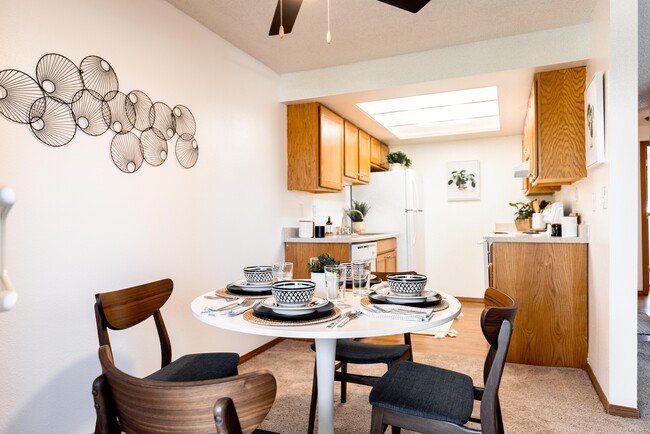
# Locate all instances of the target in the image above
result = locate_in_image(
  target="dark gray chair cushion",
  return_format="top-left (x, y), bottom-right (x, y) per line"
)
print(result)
top-left (369, 361), bottom-right (474, 425)
top-left (310, 340), bottom-right (410, 364)
top-left (146, 352), bottom-right (240, 382)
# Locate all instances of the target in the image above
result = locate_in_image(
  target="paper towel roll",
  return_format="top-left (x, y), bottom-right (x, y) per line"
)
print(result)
top-left (561, 216), bottom-right (578, 237)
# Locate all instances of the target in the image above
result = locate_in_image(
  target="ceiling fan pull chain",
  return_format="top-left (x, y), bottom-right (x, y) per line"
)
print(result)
top-left (279, 0), bottom-right (285, 38)
top-left (326, 0), bottom-right (331, 44)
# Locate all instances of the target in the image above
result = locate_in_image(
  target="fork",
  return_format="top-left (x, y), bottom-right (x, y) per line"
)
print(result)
top-left (337, 310), bottom-right (361, 328)
top-left (204, 298), bottom-right (254, 313)
top-left (327, 312), bottom-right (349, 328)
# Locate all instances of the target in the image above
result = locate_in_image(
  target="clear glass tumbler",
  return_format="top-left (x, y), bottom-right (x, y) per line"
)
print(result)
top-left (351, 260), bottom-right (371, 297)
top-left (273, 262), bottom-right (293, 281)
top-left (324, 264), bottom-right (346, 303)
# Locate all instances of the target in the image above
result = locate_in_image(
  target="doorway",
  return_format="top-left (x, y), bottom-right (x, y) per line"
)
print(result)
top-left (641, 140), bottom-right (649, 295)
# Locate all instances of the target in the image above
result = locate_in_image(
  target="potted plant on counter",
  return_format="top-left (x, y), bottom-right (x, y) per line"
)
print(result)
top-left (509, 201), bottom-right (534, 231)
top-left (308, 253), bottom-right (340, 298)
top-left (386, 151), bottom-right (412, 170)
top-left (344, 200), bottom-right (371, 234)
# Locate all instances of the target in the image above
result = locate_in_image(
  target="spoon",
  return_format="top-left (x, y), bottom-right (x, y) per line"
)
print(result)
top-left (337, 310), bottom-right (361, 328)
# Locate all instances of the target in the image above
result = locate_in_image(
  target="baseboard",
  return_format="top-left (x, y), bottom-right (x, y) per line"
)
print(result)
top-left (239, 337), bottom-right (285, 364)
top-left (585, 363), bottom-right (640, 418)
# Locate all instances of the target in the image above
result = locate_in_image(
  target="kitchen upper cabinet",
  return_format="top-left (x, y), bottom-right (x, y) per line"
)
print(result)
top-left (357, 129), bottom-right (371, 183)
top-left (370, 137), bottom-right (389, 172)
top-left (522, 66), bottom-right (586, 194)
top-left (343, 121), bottom-right (370, 185)
top-left (288, 103), bottom-right (344, 193)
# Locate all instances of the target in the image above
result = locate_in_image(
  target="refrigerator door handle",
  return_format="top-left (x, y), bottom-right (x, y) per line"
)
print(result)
top-left (405, 209), bottom-right (423, 212)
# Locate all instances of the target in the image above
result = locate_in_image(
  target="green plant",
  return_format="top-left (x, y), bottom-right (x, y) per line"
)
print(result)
top-left (509, 202), bottom-right (534, 220)
top-left (344, 200), bottom-right (370, 222)
top-left (447, 170), bottom-right (476, 190)
top-left (386, 151), bottom-right (412, 167)
top-left (308, 253), bottom-right (340, 273)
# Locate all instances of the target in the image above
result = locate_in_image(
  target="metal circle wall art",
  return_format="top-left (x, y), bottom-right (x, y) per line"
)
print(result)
top-left (0, 69), bottom-right (45, 124)
top-left (176, 133), bottom-right (199, 169)
top-left (35, 53), bottom-right (84, 104)
top-left (111, 132), bottom-right (144, 173)
top-left (0, 53), bottom-right (199, 171)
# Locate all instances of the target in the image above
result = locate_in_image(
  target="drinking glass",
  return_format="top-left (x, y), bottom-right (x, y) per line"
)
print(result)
top-left (324, 264), bottom-right (346, 303)
top-left (351, 260), bottom-right (371, 297)
top-left (273, 262), bottom-right (293, 281)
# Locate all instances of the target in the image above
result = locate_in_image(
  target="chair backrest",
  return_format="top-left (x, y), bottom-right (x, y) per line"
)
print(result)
top-left (479, 287), bottom-right (517, 434)
top-left (97, 345), bottom-right (277, 434)
top-left (95, 279), bottom-right (174, 368)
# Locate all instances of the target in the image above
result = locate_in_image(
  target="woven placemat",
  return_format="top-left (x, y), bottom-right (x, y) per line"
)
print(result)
top-left (361, 297), bottom-right (449, 312)
top-left (243, 307), bottom-right (341, 326)
top-left (215, 287), bottom-right (269, 299)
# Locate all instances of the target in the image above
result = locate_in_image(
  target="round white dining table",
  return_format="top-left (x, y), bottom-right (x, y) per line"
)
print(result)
top-left (191, 291), bottom-right (462, 434)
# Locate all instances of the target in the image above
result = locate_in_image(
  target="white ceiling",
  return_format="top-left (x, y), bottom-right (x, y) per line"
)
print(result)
top-left (162, 0), bottom-right (619, 145)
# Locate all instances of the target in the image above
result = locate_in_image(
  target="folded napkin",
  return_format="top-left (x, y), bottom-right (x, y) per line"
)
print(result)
top-left (205, 301), bottom-right (259, 317)
top-left (362, 304), bottom-right (434, 322)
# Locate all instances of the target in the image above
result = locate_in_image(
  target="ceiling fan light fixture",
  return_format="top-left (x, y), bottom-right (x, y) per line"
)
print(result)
top-left (279, 0), bottom-right (284, 38)
top-left (326, 0), bottom-right (332, 44)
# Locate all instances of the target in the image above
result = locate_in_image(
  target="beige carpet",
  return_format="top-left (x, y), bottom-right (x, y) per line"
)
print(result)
top-left (240, 340), bottom-right (650, 433)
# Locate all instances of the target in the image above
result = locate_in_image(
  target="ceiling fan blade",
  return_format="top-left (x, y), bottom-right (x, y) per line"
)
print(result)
top-left (377, 0), bottom-right (431, 13)
top-left (269, 0), bottom-right (304, 36)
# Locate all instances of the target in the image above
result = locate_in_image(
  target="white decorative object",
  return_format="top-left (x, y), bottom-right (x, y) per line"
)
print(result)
top-left (310, 272), bottom-right (327, 299)
top-left (446, 160), bottom-right (480, 201)
top-left (0, 186), bottom-right (17, 312)
top-left (585, 72), bottom-right (605, 168)
top-left (561, 216), bottom-right (578, 238)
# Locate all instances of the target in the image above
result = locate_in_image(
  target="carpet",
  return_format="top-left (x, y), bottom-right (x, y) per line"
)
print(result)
top-left (239, 340), bottom-right (650, 433)
top-left (639, 342), bottom-right (650, 418)
top-left (639, 313), bottom-right (650, 335)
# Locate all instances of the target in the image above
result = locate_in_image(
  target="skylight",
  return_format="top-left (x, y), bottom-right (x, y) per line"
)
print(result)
top-left (356, 86), bottom-right (501, 139)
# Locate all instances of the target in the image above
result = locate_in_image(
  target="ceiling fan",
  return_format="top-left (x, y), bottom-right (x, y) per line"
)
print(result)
top-left (269, 0), bottom-right (431, 36)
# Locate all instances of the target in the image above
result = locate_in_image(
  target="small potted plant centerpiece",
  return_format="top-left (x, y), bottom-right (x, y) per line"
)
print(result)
top-left (386, 151), bottom-right (412, 171)
top-left (509, 201), bottom-right (534, 232)
top-left (344, 200), bottom-right (371, 234)
top-left (308, 253), bottom-right (340, 298)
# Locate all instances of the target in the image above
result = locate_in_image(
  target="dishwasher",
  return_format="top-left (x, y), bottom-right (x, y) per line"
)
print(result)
top-left (351, 242), bottom-right (377, 271)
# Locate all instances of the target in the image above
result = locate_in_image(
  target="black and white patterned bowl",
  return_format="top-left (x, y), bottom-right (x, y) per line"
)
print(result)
top-left (271, 280), bottom-right (316, 306)
top-left (387, 274), bottom-right (428, 296)
top-left (243, 266), bottom-right (274, 283)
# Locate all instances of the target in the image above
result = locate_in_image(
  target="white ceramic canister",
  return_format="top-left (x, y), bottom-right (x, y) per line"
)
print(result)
top-left (298, 220), bottom-right (314, 238)
top-left (532, 213), bottom-right (546, 230)
top-left (561, 216), bottom-right (578, 237)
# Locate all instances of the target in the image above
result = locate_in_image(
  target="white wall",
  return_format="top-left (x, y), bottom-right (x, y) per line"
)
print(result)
top-left (0, 0), bottom-right (348, 432)
top-left (556, 0), bottom-right (638, 409)
top-left (392, 136), bottom-right (530, 299)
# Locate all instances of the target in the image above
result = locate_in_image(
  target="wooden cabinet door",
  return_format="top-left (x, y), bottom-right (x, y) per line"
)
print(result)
top-left (492, 242), bottom-right (587, 368)
top-left (380, 143), bottom-right (390, 170)
top-left (344, 121), bottom-right (359, 180)
top-left (370, 137), bottom-right (382, 166)
top-left (284, 243), bottom-right (351, 279)
top-left (534, 66), bottom-right (586, 186)
top-left (319, 106), bottom-right (344, 191)
top-left (375, 252), bottom-right (387, 273)
top-left (357, 130), bottom-right (371, 183)
top-left (384, 250), bottom-right (397, 273)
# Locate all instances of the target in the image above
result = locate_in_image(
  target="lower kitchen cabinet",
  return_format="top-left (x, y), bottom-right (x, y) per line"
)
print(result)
top-left (491, 242), bottom-right (587, 368)
top-left (376, 238), bottom-right (397, 273)
top-left (284, 243), bottom-right (351, 279)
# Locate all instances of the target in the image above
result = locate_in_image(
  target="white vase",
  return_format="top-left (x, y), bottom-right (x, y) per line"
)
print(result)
top-left (310, 272), bottom-right (327, 299)
top-left (389, 163), bottom-right (405, 171)
top-left (352, 221), bottom-right (365, 234)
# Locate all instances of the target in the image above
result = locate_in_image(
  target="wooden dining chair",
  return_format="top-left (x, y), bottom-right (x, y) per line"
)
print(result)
top-left (368, 287), bottom-right (517, 434)
top-left (94, 344), bottom-right (277, 433)
top-left (307, 271), bottom-right (415, 434)
top-left (93, 278), bottom-right (241, 432)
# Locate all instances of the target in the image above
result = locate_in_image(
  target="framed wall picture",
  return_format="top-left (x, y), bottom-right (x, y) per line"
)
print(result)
top-left (446, 160), bottom-right (480, 201)
top-left (585, 72), bottom-right (605, 168)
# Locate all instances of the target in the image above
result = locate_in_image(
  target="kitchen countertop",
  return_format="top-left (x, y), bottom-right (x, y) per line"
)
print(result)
top-left (284, 228), bottom-right (399, 244)
top-left (483, 227), bottom-right (588, 244)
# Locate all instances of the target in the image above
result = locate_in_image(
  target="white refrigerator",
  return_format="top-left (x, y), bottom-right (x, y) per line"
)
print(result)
top-left (351, 169), bottom-right (425, 272)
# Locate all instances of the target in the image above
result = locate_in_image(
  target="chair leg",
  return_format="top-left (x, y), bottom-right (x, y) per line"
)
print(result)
top-left (213, 397), bottom-right (243, 434)
top-left (496, 396), bottom-right (505, 434)
top-left (307, 360), bottom-right (318, 434)
top-left (91, 375), bottom-right (120, 434)
top-left (370, 406), bottom-right (388, 434)
top-left (391, 426), bottom-right (402, 434)
top-left (340, 362), bottom-right (348, 403)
